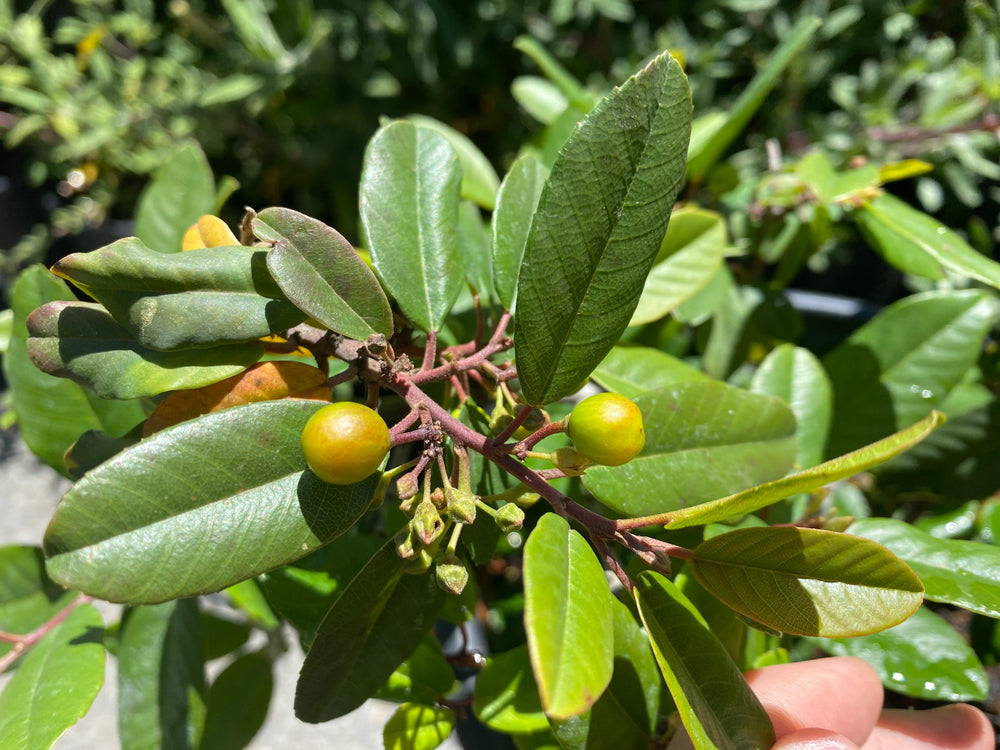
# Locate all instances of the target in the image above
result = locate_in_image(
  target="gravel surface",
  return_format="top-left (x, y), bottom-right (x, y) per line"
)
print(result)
top-left (0, 428), bottom-right (463, 749)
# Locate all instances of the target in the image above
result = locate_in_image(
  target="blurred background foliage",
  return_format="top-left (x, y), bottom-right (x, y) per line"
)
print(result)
top-left (0, 0), bottom-right (998, 302)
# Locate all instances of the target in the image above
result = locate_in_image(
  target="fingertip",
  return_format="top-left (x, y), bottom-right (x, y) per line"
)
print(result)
top-left (868, 703), bottom-right (995, 750)
top-left (744, 657), bottom-right (883, 745)
top-left (773, 728), bottom-right (861, 750)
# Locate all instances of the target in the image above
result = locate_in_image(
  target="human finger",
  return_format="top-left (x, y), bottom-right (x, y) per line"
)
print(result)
top-left (773, 728), bottom-right (862, 750)
top-left (862, 704), bottom-right (995, 750)
top-left (743, 657), bottom-right (884, 746)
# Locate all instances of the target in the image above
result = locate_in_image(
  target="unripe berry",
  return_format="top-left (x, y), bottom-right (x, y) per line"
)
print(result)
top-left (300, 402), bottom-right (390, 485)
top-left (566, 393), bottom-right (645, 467)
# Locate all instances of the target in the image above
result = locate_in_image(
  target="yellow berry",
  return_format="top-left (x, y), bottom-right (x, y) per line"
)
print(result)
top-left (566, 393), bottom-right (645, 467)
top-left (300, 402), bottom-right (390, 484)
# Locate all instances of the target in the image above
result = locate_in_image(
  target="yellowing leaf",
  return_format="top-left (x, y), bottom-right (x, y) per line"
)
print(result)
top-left (144, 361), bottom-right (329, 435)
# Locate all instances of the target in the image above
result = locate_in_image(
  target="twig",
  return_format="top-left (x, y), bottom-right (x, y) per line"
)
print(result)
top-left (0, 595), bottom-right (93, 673)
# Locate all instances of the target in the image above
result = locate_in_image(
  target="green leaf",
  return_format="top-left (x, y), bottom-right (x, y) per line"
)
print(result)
top-left (4, 266), bottom-right (145, 473)
top-left (661, 410), bottom-right (945, 529)
top-left (198, 651), bottom-right (272, 750)
top-left (199, 612), bottom-right (251, 662)
top-left (64, 427), bottom-right (143, 480)
top-left (360, 120), bottom-right (464, 333)
top-left (198, 74), bottom-right (263, 107)
top-left (823, 289), bottom-right (996, 456)
top-left (511, 76), bottom-right (569, 125)
top-left (512, 36), bottom-right (596, 113)
top-left (551, 596), bottom-right (666, 749)
top-left (491, 154), bottom-right (548, 310)
top-left (523, 513), bottom-right (613, 719)
top-left (795, 151), bottom-right (838, 203)
top-left (686, 16), bottom-right (821, 181)
top-left (629, 206), bottom-right (730, 326)
top-left (43, 400), bottom-right (379, 603)
top-left (634, 572), bottom-right (774, 750)
top-left (52, 238), bottom-right (307, 350)
top-left (26, 301), bottom-right (262, 399)
top-left (406, 114), bottom-right (500, 210)
top-left (590, 345), bottom-right (708, 400)
top-left (690, 526), bottom-right (924, 637)
top-left (814, 606), bottom-right (989, 702)
top-left (0, 546), bottom-right (78, 662)
top-left (513, 52), bottom-right (692, 405)
top-left (0, 604), bottom-right (105, 750)
top-left (750, 344), bottom-right (833, 469)
top-left (254, 207), bottom-right (393, 340)
top-left (225, 578), bottom-right (279, 630)
top-left (858, 193), bottom-right (1000, 288)
top-left (377, 636), bottom-right (456, 704)
top-left (848, 517), bottom-right (1000, 618)
top-left (583, 381), bottom-right (797, 518)
top-left (474, 644), bottom-right (548, 734)
top-left (258, 534), bottom-right (383, 648)
top-left (674, 264), bottom-right (733, 325)
top-left (0, 308), bottom-right (12, 353)
top-left (523, 105), bottom-right (589, 169)
top-left (702, 286), bottom-right (802, 380)
top-left (383, 702), bottom-right (456, 750)
top-left (135, 141), bottom-right (216, 254)
top-left (118, 600), bottom-right (206, 749)
top-left (457, 200), bottom-right (494, 300)
top-left (295, 537), bottom-right (443, 722)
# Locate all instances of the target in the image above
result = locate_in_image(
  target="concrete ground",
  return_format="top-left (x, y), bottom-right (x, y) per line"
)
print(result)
top-left (0, 428), bottom-right (464, 749)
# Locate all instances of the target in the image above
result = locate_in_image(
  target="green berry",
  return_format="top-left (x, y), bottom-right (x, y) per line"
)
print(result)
top-left (566, 392), bottom-right (645, 467)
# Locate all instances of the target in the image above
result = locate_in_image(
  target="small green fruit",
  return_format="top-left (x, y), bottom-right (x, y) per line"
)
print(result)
top-left (566, 392), bottom-right (645, 467)
top-left (300, 402), bottom-right (390, 485)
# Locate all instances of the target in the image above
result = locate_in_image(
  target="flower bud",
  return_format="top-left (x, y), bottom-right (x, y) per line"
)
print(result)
top-left (402, 548), bottom-right (433, 575)
top-left (412, 498), bottom-right (445, 546)
top-left (495, 502), bottom-right (525, 533)
top-left (397, 473), bottom-right (420, 502)
top-left (444, 486), bottom-right (477, 524)
top-left (394, 528), bottom-right (416, 559)
top-left (435, 554), bottom-right (469, 595)
top-left (551, 446), bottom-right (591, 476)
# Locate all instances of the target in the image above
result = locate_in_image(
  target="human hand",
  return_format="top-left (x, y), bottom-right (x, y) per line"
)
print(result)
top-left (668, 656), bottom-right (994, 749)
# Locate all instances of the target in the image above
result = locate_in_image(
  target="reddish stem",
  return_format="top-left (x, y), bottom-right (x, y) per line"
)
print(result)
top-left (421, 330), bottom-right (438, 372)
top-left (390, 408), bottom-right (421, 439)
top-left (490, 404), bottom-right (535, 447)
top-left (0, 595), bottom-right (92, 673)
top-left (411, 337), bottom-right (513, 386)
top-left (510, 419), bottom-right (566, 454)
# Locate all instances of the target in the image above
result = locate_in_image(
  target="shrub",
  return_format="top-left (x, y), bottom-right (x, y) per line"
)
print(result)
top-left (2, 9), bottom-right (999, 750)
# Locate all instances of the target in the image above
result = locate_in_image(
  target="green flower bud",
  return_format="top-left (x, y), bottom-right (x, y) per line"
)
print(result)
top-left (402, 548), bottom-right (434, 575)
top-left (495, 502), bottom-right (525, 533)
top-left (412, 498), bottom-right (445, 546)
top-left (435, 554), bottom-right (470, 595)
top-left (551, 446), bottom-right (591, 476)
top-left (444, 486), bottom-right (477, 524)
top-left (394, 528), bottom-right (416, 559)
top-left (397, 473), bottom-right (420, 502)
